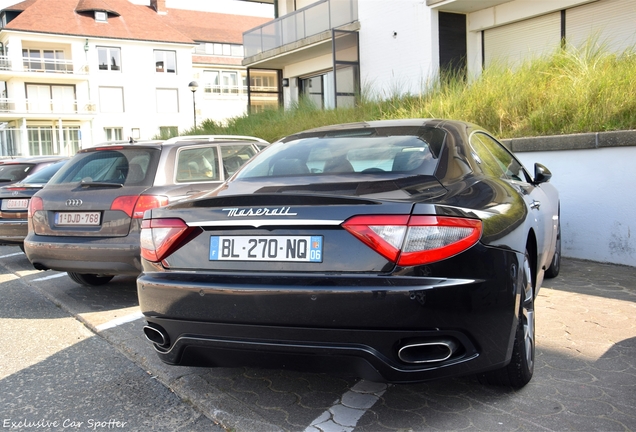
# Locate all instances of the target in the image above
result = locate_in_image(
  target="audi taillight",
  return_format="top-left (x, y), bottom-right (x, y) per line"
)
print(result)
top-left (111, 195), bottom-right (169, 219)
top-left (140, 218), bottom-right (202, 262)
top-left (28, 196), bottom-right (43, 218)
top-left (342, 215), bottom-right (482, 266)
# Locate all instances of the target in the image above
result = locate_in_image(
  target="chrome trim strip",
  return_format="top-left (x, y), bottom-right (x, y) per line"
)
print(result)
top-left (187, 219), bottom-right (343, 228)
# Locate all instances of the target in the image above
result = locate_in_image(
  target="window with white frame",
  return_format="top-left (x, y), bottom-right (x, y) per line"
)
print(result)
top-left (104, 127), bottom-right (123, 141)
top-left (28, 126), bottom-right (54, 155)
top-left (97, 47), bottom-right (121, 71)
top-left (194, 43), bottom-right (244, 57)
top-left (156, 88), bottom-right (179, 113)
top-left (99, 87), bottom-right (124, 113)
top-left (26, 84), bottom-right (76, 113)
top-left (22, 48), bottom-right (69, 72)
top-left (203, 70), bottom-right (242, 95)
top-left (155, 50), bottom-right (176, 73)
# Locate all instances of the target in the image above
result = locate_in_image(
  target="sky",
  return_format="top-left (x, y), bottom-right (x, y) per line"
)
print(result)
top-left (0, 0), bottom-right (274, 17)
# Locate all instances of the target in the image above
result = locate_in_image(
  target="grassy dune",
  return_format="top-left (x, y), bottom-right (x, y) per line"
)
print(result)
top-left (184, 44), bottom-right (636, 144)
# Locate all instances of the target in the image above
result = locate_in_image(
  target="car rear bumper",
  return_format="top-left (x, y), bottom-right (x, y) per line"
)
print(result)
top-left (138, 246), bottom-right (522, 382)
top-left (24, 234), bottom-right (141, 275)
top-left (0, 219), bottom-right (27, 244)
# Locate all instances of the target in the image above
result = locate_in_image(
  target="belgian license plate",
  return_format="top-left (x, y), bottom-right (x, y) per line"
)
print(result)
top-left (3, 199), bottom-right (29, 210)
top-left (209, 235), bottom-right (323, 262)
top-left (54, 212), bottom-right (101, 226)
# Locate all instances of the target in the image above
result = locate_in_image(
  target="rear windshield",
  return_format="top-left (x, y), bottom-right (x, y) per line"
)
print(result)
top-left (49, 148), bottom-right (160, 186)
top-left (0, 163), bottom-right (36, 183)
top-left (19, 160), bottom-right (67, 184)
top-left (236, 127), bottom-right (444, 179)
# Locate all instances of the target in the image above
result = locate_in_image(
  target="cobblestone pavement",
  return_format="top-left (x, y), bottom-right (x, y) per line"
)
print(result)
top-left (141, 258), bottom-right (635, 432)
top-left (5, 250), bottom-right (636, 432)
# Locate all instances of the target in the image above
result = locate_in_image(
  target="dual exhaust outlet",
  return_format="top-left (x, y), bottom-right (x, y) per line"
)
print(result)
top-left (144, 325), bottom-right (459, 364)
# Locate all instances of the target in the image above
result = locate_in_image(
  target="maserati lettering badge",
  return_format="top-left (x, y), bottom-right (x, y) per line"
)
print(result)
top-left (66, 199), bottom-right (83, 207)
top-left (223, 207), bottom-right (297, 217)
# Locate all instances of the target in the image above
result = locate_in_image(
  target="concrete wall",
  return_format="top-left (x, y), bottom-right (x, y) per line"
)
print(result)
top-left (358, 0), bottom-right (436, 98)
top-left (505, 131), bottom-right (636, 267)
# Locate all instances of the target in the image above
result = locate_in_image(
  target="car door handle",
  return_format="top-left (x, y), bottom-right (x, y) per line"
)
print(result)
top-left (530, 200), bottom-right (541, 210)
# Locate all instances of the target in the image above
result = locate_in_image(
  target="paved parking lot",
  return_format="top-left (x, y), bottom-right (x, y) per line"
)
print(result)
top-left (1, 248), bottom-right (635, 431)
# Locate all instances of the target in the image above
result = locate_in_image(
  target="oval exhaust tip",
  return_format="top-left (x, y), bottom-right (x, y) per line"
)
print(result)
top-left (143, 325), bottom-right (169, 347)
top-left (398, 339), bottom-right (458, 364)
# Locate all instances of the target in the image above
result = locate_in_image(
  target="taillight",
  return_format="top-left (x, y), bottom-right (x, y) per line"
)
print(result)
top-left (28, 196), bottom-right (43, 218)
top-left (342, 215), bottom-right (482, 266)
top-left (140, 218), bottom-right (202, 262)
top-left (111, 195), bottom-right (169, 219)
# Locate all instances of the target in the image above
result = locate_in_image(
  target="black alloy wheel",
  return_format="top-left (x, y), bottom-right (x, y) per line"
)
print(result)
top-left (477, 249), bottom-right (535, 388)
top-left (545, 220), bottom-right (561, 278)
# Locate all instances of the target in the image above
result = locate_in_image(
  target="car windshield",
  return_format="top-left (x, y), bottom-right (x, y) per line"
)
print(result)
top-left (49, 148), bottom-right (160, 186)
top-left (0, 163), bottom-right (35, 183)
top-left (19, 160), bottom-right (67, 184)
top-left (236, 127), bottom-right (444, 179)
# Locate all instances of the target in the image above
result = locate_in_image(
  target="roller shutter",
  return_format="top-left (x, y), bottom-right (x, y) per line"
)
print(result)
top-left (484, 12), bottom-right (561, 68)
top-left (567, 0), bottom-right (636, 53)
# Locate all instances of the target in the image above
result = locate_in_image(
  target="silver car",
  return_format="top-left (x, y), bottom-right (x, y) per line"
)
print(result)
top-left (24, 135), bottom-right (267, 286)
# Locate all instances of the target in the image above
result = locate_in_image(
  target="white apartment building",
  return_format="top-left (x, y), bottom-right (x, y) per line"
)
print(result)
top-left (0, 0), bottom-right (270, 157)
top-left (242, 0), bottom-right (636, 111)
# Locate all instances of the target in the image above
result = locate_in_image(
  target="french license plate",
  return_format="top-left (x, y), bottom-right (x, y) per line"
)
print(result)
top-left (54, 212), bottom-right (101, 226)
top-left (210, 235), bottom-right (323, 262)
top-left (3, 199), bottom-right (29, 210)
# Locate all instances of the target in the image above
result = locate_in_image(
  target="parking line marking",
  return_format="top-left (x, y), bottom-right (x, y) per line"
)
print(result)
top-left (305, 380), bottom-right (387, 432)
top-left (0, 252), bottom-right (24, 258)
top-left (31, 273), bottom-right (67, 282)
top-left (95, 311), bottom-right (144, 332)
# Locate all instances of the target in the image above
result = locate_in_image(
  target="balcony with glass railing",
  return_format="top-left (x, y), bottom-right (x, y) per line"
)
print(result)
top-left (0, 55), bottom-right (88, 75)
top-left (243, 0), bottom-right (358, 58)
top-left (0, 98), bottom-right (95, 115)
top-left (203, 84), bottom-right (249, 95)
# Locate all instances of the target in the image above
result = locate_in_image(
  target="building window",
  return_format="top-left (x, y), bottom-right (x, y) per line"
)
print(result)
top-left (26, 125), bottom-right (80, 157)
top-left (300, 75), bottom-right (324, 109)
top-left (156, 88), bottom-right (179, 113)
top-left (58, 126), bottom-right (81, 156)
top-left (155, 50), bottom-right (176, 73)
top-left (26, 84), bottom-right (76, 113)
top-left (99, 87), bottom-right (124, 112)
top-left (203, 70), bottom-right (242, 95)
top-left (22, 48), bottom-right (69, 72)
top-left (104, 127), bottom-right (123, 141)
top-left (97, 47), bottom-right (121, 71)
top-left (28, 126), bottom-right (53, 155)
top-left (193, 43), bottom-right (244, 57)
top-left (95, 11), bottom-right (107, 22)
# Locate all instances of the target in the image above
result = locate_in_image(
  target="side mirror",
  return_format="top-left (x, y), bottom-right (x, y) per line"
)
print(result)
top-left (534, 163), bottom-right (552, 184)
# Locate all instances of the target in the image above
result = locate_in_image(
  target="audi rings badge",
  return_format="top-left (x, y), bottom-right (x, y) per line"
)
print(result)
top-left (66, 199), bottom-right (83, 207)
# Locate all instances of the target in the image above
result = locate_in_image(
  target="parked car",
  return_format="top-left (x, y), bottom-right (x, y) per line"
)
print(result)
top-left (0, 156), bottom-right (67, 186)
top-left (137, 119), bottom-right (560, 386)
top-left (0, 159), bottom-right (68, 250)
top-left (24, 135), bottom-right (268, 286)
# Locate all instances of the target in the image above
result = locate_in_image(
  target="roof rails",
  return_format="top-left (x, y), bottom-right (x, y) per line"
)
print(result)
top-left (163, 135), bottom-right (269, 145)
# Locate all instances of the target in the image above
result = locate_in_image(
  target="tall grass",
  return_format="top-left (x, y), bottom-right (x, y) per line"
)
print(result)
top-left (184, 44), bottom-right (636, 143)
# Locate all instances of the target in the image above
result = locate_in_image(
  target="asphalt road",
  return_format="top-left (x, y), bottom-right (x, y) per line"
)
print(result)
top-left (1, 245), bottom-right (635, 432)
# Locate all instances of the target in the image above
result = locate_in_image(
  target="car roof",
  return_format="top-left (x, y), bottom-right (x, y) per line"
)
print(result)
top-left (0, 156), bottom-right (67, 164)
top-left (78, 135), bottom-right (268, 154)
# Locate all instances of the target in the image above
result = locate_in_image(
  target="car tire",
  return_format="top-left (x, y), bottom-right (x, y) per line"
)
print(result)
top-left (477, 249), bottom-right (535, 388)
top-left (545, 219), bottom-right (561, 278)
top-left (67, 272), bottom-right (114, 287)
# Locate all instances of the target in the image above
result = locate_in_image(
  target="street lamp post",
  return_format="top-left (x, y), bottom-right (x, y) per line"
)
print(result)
top-left (188, 81), bottom-right (198, 130)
